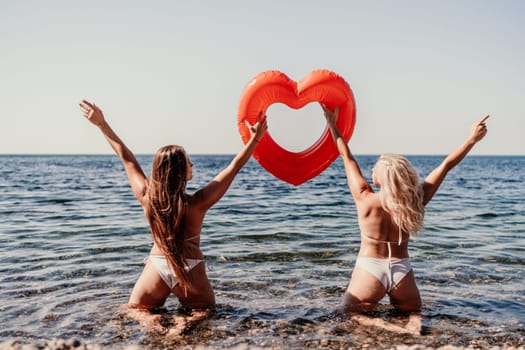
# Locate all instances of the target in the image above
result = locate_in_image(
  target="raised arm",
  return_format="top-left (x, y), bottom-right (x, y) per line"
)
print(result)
top-left (193, 113), bottom-right (268, 210)
top-left (79, 100), bottom-right (147, 204)
top-left (422, 115), bottom-right (489, 205)
top-left (322, 104), bottom-right (372, 200)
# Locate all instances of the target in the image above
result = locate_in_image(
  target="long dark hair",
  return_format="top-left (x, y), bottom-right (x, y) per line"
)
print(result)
top-left (145, 145), bottom-right (191, 287)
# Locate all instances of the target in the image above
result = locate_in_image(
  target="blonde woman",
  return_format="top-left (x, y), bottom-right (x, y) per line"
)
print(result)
top-left (79, 100), bottom-right (267, 313)
top-left (322, 104), bottom-right (488, 316)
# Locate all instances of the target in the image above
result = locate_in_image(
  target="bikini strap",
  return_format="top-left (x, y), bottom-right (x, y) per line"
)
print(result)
top-left (361, 232), bottom-right (397, 244)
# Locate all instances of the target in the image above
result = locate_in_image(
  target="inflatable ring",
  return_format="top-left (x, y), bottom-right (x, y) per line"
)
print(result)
top-left (237, 69), bottom-right (356, 186)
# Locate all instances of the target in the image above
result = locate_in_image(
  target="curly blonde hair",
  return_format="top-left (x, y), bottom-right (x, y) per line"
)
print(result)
top-left (373, 154), bottom-right (425, 237)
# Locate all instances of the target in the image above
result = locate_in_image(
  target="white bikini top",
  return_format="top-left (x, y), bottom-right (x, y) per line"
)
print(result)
top-left (361, 227), bottom-right (405, 246)
top-left (361, 227), bottom-right (406, 259)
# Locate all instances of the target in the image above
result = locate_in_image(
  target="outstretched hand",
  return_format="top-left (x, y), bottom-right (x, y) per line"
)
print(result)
top-left (321, 103), bottom-right (340, 125)
top-left (245, 111), bottom-right (268, 142)
top-left (468, 115), bottom-right (489, 143)
top-left (79, 100), bottom-right (105, 127)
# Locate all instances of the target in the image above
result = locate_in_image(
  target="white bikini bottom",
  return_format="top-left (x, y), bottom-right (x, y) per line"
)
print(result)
top-left (355, 256), bottom-right (412, 292)
top-left (148, 255), bottom-right (204, 289)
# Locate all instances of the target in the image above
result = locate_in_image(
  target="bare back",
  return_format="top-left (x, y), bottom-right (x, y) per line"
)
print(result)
top-left (147, 193), bottom-right (207, 259)
top-left (354, 192), bottom-right (410, 259)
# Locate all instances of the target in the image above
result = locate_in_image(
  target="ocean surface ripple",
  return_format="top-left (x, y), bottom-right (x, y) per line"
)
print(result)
top-left (0, 155), bottom-right (523, 349)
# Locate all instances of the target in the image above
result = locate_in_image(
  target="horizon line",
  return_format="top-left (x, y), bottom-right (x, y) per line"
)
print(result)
top-left (0, 153), bottom-right (522, 157)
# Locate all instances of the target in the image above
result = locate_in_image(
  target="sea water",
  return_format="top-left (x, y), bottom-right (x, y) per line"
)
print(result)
top-left (0, 155), bottom-right (523, 349)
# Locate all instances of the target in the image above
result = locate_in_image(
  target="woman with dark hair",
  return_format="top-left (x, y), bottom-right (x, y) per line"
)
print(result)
top-left (79, 100), bottom-right (267, 313)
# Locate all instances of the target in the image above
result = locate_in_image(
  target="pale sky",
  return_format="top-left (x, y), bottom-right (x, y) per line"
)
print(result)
top-left (1, 0), bottom-right (523, 155)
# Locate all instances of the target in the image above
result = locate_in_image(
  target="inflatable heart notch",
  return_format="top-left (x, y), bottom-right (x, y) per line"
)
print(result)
top-left (237, 70), bottom-right (356, 186)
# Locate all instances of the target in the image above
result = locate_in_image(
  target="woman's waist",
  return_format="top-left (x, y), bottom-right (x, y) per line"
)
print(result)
top-left (357, 244), bottom-right (410, 259)
top-left (149, 245), bottom-right (204, 259)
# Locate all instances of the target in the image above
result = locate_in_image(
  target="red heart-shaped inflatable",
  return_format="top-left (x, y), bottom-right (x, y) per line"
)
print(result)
top-left (237, 70), bottom-right (356, 186)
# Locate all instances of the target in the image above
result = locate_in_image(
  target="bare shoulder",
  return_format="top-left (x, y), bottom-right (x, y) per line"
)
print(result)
top-left (350, 181), bottom-right (374, 202)
top-left (356, 190), bottom-right (379, 204)
top-left (354, 191), bottom-right (381, 214)
top-left (185, 192), bottom-right (209, 214)
top-left (185, 193), bottom-right (199, 206)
